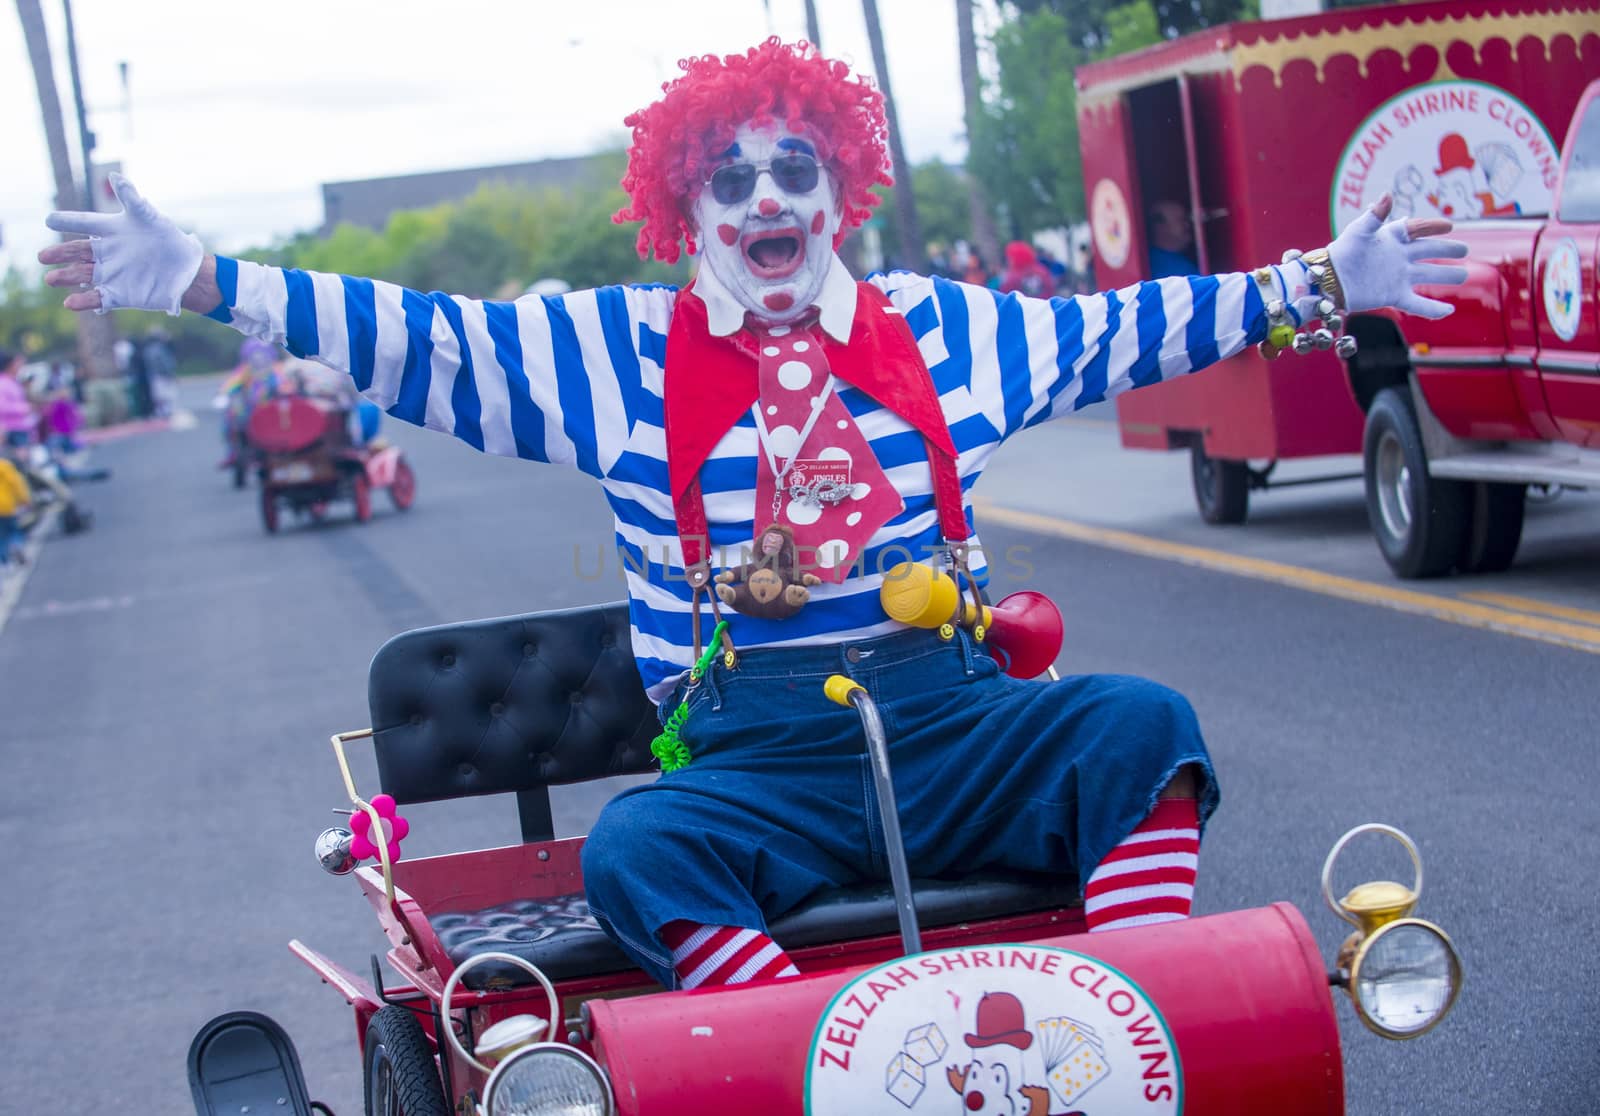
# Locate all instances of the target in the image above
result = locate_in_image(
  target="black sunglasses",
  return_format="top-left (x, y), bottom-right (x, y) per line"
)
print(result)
top-left (706, 153), bottom-right (822, 206)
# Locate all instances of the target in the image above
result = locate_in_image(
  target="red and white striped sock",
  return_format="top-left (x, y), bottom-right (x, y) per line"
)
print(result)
top-left (1084, 798), bottom-right (1200, 933)
top-left (659, 921), bottom-right (801, 989)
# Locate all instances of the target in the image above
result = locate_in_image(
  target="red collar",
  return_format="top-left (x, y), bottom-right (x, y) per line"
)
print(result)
top-left (663, 280), bottom-right (959, 505)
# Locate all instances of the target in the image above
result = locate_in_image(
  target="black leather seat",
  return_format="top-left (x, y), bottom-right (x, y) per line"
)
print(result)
top-left (368, 604), bottom-right (1079, 990)
top-left (429, 871), bottom-right (1082, 990)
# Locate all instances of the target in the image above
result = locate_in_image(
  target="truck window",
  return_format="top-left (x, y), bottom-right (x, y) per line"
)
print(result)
top-left (1558, 98), bottom-right (1600, 223)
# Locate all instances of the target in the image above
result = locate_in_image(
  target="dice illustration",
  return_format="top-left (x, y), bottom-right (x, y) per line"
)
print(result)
top-left (903, 1022), bottom-right (948, 1066)
top-left (885, 1051), bottom-right (926, 1108)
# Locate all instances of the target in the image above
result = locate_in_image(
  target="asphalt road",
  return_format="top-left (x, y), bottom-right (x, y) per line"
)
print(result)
top-left (1, 377), bottom-right (1595, 1114)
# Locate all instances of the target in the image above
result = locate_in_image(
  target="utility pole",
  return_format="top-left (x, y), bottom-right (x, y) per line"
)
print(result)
top-left (16, 0), bottom-right (122, 411)
top-left (803, 0), bottom-right (821, 47)
top-left (861, 0), bottom-right (924, 272)
top-left (62, 0), bottom-right (96, 209)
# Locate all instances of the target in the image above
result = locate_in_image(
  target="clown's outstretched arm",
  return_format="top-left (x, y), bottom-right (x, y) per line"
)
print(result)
top-left (947, 195), bottom-right (1467, 440)
top-left (40, 175), bottom-right (665, 479)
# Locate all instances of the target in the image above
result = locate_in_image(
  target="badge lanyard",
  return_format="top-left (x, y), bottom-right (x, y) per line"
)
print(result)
top-left (750, 373), bottom-right (837, 523)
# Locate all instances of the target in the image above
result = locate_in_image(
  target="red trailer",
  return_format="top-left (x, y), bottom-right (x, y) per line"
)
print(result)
top-left (1077, 0), bottom-right (1600, 523)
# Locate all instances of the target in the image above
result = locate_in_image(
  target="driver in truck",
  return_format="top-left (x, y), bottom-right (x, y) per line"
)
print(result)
top-left (37, 38), bottom-right (1468, 993)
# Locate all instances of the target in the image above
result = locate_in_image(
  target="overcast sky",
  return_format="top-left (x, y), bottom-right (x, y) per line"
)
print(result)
top-left (2, 0), bottom-right (994, 275)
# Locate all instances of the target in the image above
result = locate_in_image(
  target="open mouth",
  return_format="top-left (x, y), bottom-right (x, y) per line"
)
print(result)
top-left (741, 226), bottom-right (806, 280)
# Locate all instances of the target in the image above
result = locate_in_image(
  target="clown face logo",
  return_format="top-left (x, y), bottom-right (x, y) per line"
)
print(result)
top-left (1543, 237), bottom-right (1583, 343)
top-left (692, 121), bottom-right (841, 325)
top-left (1090, 178), bottom-right (1131, 271)
top-left (1331, 81), bottom-right (1560, 234)
top-left (806, 946), bottom-right (1180, 1115)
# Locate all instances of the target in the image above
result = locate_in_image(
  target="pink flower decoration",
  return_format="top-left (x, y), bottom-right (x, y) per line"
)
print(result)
top-left (350, 794), bottom-right (410, 864)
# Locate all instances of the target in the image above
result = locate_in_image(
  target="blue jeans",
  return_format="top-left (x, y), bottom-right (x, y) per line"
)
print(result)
top-left (581, 628), bottom-right (1218, 988)
top-left (0, 515), bottom-right (21, 561)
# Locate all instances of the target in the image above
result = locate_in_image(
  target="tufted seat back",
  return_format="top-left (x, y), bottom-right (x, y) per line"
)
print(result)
top-left (366, 602), bottom-right (657, 841)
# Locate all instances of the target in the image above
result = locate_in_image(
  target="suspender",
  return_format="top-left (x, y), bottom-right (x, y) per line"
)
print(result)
top-left (667, 283), bottom-right (973, 658)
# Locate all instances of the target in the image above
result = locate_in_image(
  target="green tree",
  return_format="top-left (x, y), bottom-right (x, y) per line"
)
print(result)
top-left (968, 0), bottom-right (1199, 242)
top-left (968, 5), bottom-right (1085, 239)
top-left (1009, 0), bottom-right (1245, 51)
top-left (1097, 0), bottom-right (1163, 58)
top-left (872, 160), bottom-right (977, 267)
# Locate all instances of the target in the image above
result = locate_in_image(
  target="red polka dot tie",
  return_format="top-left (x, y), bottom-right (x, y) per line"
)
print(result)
top-left (749, 321), bottom-right (903, 583)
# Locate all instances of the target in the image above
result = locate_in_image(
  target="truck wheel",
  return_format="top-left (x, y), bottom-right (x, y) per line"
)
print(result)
top-left (260, 489), bottom-right (279, 534)
top-left (352, 474), bottom-right (374, 523)
top-left (1363, 388), bottom-right (1467, 578)
top-left (1459, 482), bottom-right (1526, 573)
top-left (389, 459), bottom-right (416, 511)
top-left (363, 1006), bottom-right (449, 1116)
top-left (1190, 445), bottom-right (1248, 524)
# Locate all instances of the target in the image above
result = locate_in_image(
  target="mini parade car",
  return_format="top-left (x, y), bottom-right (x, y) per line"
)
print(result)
top-left (187, 594), bottom-right (1462, 1116)
top-left (246, 393), bottom-right (416, 533)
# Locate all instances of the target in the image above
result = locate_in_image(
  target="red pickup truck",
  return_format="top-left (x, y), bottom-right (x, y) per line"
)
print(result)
top-left (1352, 78), bottom-right (1600, 577)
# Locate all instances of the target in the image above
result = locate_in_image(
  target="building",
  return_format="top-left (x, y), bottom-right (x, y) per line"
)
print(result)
top-left (319, 154), bottom-right (615, 235)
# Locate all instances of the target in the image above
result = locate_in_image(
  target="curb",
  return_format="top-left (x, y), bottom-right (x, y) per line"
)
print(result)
top-left (0, 503), bottom-right (63, 637)
top-left (78, 416), bottom-right (173, 445)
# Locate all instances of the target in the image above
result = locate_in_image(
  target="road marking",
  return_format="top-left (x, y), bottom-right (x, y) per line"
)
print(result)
top-left (1054, 415), bottom-right (1115, 428)
top-left (976, 501), bottom-right (1600, 656)
top-left (1460, 591), bottom-right (1600, 630)
top-left (13, 594), bottom-right (138, 621)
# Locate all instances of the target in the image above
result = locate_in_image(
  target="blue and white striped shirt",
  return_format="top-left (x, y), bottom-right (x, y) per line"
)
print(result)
top-left (210, 255), bottom-right (1279, 700)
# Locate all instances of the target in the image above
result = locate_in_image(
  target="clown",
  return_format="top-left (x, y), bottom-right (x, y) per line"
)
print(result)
top-left (40, 39), bottom-right (1468, 994)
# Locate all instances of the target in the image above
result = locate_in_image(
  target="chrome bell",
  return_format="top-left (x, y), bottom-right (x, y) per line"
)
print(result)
top-left (316, 827), bottom-right (357, 875)
top-left (1313, 328), bottom-right (1335, 351)
top-left (1336, 335), bottom-right (1359, 359)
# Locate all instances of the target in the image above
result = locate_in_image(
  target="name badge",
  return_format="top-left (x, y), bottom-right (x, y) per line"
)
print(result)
top-left (787, 458), bottom-right (854, 507)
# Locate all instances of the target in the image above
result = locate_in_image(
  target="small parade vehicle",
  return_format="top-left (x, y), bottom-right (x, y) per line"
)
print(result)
top-left (245, 393), bottom-right (416, 533)
top-left (188, 590), bottom-right (1462, 1116)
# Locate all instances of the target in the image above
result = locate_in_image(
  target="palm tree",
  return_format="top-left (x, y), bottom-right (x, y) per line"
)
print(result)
top-left (956, 0), bottom-right (1002, 273)
top-left (16, 0), bottom-right (120, 393)
top-left (861, 0), bottom-right (924, 271)
top-left (17, 0), bottom-right (79, 212)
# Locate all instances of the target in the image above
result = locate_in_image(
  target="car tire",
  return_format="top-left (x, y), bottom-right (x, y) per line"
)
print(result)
top-left (389, 459), bottom-right (416, 512)
top-left (1190, 444), bottom-right (1248, 524)
top-left (353, 473), bottom-right (373, 524)
top-left (260, 488), bottom-right (279, 534)
top-left (1363, 387), bottom-right (1467, 578)
top-left (363, 1006), bottom-right (449, 1116)
top-left (1458, 482), bottom-right (1526, 574)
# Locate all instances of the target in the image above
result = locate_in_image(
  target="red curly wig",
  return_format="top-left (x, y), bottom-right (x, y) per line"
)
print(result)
top-left (614, 38), bottom-right (892, 263)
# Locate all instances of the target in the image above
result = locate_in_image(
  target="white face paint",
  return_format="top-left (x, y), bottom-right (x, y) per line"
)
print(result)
top-left (691, 122), bottom-right (842, 325)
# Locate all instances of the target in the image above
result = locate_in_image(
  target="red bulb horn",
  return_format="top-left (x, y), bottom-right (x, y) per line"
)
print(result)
top-left (878, 563), bottom-right (1063, 679)
top-left (985, 591), bottom-right (1064, 679)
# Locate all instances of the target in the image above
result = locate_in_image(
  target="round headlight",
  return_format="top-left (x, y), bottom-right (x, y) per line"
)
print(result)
top-left (1350, 918), bottom-right (1462, 1039)
top-left (484, 1043), bottom-right (614, 1116)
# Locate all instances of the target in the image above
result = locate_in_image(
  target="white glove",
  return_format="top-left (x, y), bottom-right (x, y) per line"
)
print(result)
top-left (1327, 201), bottom-right (1468, 320)
top-left (44, 173), bottom-right (204, 316)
